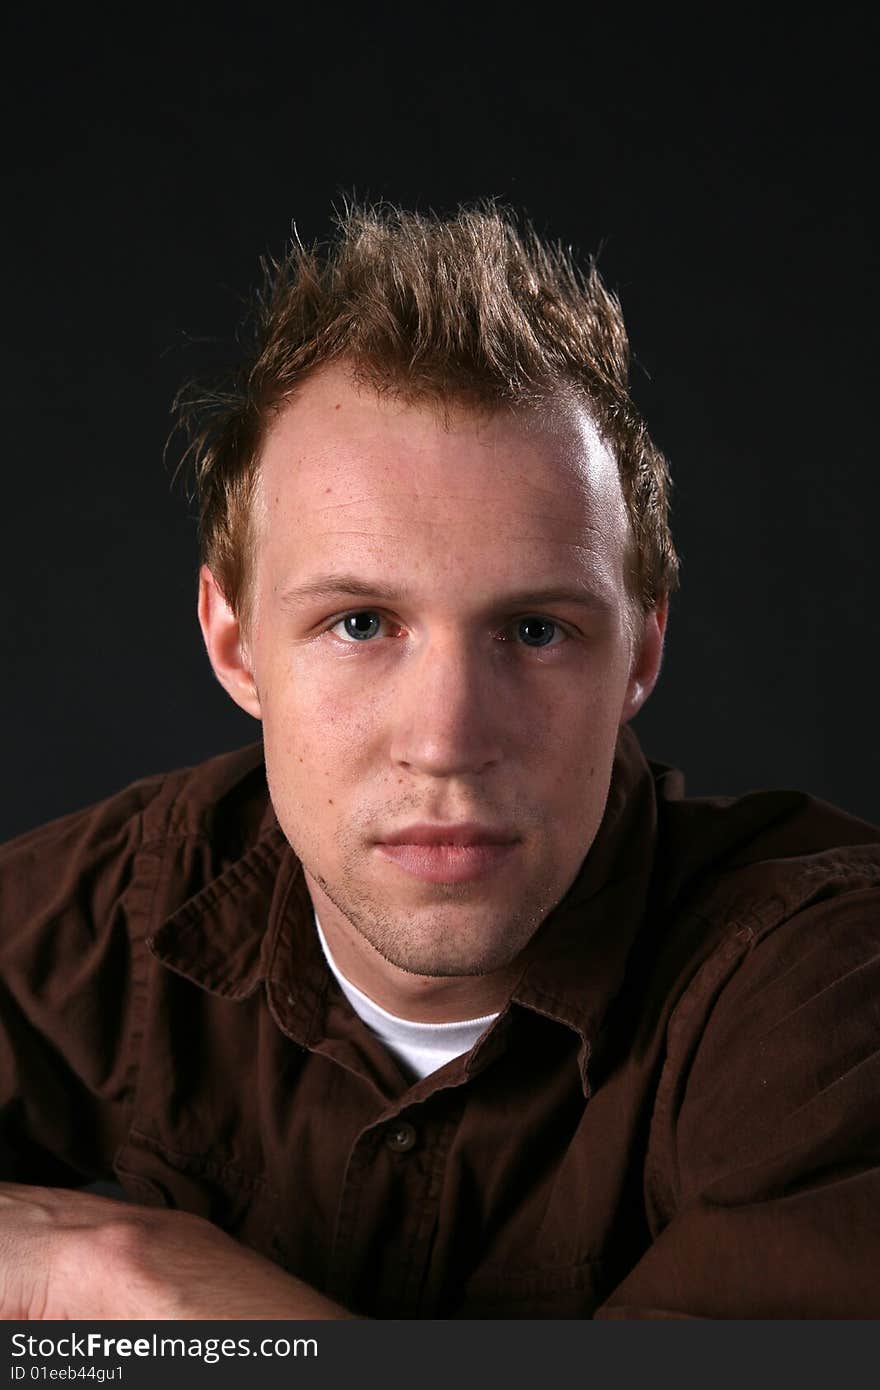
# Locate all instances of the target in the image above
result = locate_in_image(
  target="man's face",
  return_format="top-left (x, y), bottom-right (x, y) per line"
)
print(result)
top-left (203, 365), bottom-right (664, 986)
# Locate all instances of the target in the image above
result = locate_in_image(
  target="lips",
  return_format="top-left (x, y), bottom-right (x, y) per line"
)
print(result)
top-left (379, 822), bottom-right (518, 847)
top-left (375, 823), bottom-right (519, 883)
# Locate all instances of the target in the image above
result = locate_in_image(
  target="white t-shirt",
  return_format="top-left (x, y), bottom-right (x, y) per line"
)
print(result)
top-left (315, 917), bottom-right (498, 1081)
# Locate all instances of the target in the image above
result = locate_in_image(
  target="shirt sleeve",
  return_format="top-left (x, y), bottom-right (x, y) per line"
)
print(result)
top-left (0, 781), bottom-right (164, 1184)
top-left (594, 887), bottom-right (880, 1319)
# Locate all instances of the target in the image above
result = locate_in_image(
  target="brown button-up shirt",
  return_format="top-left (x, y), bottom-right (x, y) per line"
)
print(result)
top-left (2, 728), bottom-right (879, 1318)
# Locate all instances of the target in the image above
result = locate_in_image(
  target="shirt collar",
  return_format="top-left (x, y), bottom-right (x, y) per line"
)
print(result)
top-left (149, 725), bottom-right (668, 1090)
top-left (507, 727), bottom-right (662, 1093)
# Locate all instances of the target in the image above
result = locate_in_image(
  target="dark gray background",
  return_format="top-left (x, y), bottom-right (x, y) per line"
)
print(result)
top-left (3, 8), bottom-right (877, 840)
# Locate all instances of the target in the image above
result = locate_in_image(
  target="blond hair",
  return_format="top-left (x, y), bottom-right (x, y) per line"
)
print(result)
top-left (175, 203), bottom-right (679, 634)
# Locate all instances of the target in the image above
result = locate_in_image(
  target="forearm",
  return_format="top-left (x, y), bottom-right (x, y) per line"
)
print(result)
top-left (0, 1183), bottom-right (357, 1321)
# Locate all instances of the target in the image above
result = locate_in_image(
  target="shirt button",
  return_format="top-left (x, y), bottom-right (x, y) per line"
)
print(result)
top-left (384, 1121), bottom-right (417, 1153)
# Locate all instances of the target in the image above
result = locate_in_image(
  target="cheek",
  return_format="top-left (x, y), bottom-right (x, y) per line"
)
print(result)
top-left (536, 684), bottom-right (624, 795)
top-left (260, 665), bottom-right (382, 797)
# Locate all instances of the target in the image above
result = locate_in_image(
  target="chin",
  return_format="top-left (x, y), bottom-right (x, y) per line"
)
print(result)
top-left (351, 901), bottom-right (548, 979)
top-left (309, 858), bottom-right (566, 976)
top-left (374, 939), bottom-right (521, 980)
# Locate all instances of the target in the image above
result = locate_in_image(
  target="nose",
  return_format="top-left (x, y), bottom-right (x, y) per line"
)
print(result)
top-left (388, 634), bottom-right (504, 778)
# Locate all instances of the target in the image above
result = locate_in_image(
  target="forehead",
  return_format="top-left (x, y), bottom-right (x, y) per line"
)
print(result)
top-left (254, 365), bottom-right (630, 597)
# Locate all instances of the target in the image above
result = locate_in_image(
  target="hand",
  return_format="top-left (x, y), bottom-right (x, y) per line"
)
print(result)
top-left (0, 1183), bottom-right (352, 1320)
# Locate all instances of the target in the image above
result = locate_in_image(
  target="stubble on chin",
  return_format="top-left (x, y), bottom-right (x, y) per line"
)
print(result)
top-left (307, 850), bottom-right (568, 979)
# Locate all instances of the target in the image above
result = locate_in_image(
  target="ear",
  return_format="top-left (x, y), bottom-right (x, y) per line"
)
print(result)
top-left (197, 565), bottom-right (262, 720)
top-left (620, 597), bottom-right (668, 723)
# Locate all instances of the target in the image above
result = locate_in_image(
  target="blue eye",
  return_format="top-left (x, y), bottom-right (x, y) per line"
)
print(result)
top-left (517, 617), bottom-right (560, 647)
top-left (330, 612), bottom-right (563, 646)
top-left (337, 611), bottom-right (383, 641)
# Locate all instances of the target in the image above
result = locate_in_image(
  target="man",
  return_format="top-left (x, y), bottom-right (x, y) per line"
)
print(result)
top-left (1, 204), bottom-right (878, 1320)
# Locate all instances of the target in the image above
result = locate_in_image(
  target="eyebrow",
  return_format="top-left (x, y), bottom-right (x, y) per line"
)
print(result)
top-left (277, 573), bottom-right (614, 613)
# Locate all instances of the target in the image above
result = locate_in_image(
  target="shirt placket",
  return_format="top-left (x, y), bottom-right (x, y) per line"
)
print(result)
top-left (319, 1014), bottom-right (518, 1316)
top-left (327, 1096), bottom-right (463, 1315)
